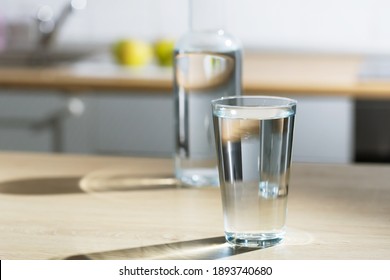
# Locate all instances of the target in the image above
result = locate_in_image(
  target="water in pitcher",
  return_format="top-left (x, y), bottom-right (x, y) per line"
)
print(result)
top-left (174, 50), bottom-right (241, 187)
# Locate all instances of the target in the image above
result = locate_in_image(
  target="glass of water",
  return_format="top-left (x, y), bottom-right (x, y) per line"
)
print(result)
top-left (211, 96), bottom-right (297, 247)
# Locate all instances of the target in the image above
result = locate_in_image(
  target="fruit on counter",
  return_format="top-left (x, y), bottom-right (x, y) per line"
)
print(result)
top-left (113, 39), bottom-right (153, 67)
top-left (154, 38), bottom-right (175, 67)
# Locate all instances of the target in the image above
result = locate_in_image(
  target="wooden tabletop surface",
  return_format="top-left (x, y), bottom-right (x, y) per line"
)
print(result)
top-left (2, 52), bottom-right (390, 98)
top-left (0, 152), bottom-right (389, 260)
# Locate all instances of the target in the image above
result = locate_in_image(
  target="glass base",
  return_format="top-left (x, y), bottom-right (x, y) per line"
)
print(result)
top-left (225, 231), bottom-right (284, 248)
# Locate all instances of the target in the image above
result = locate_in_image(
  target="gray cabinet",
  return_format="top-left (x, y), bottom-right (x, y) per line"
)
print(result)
top-left (0, 90), bottom-right (354, 163)
top-left (94, 92), bottom-right (174, 156)
top-left (0, 90), bottom-right (175, 156)
top-left (0, 89), bottom-right (93, 154)
top-left (0, 90), bottom-right (63, 153)
top-left (93, 93), bottom-right (354, 163)
top-left (291, 96), bottom-right (354, 163)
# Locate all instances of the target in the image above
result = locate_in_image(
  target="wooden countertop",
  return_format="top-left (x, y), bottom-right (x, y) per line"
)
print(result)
top-left (2, 52), bottom-right (390, 98)
top-left (0, 152), bottom-right (389, 260)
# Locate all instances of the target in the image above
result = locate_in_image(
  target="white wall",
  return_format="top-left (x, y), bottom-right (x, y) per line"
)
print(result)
top-left (1, 0), bottom-right (390, 54)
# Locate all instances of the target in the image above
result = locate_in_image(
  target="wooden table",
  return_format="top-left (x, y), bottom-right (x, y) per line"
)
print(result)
top-left (0, 152), bottom-right (389, 260)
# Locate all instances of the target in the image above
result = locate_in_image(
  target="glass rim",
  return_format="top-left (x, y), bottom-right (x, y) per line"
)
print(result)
top-left (211, 95), bottom-right (297, 109)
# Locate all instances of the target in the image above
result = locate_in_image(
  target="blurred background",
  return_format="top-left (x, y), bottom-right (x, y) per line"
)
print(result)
top-left (2, 0), bottom-right (390, 53)
top-left (0, 0), bottom-right (390, 164)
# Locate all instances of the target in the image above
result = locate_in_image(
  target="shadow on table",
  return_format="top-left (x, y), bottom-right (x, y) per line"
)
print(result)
top-left (0, 177), bottom-right (83, 195)
top-left (64, 236), bottom-right (265, 260)
top-left (0, 175), bottom-right (177, 195)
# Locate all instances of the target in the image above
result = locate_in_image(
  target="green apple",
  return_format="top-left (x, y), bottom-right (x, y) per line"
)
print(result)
top-left (113, 39), bottom-right (153, 67)
top-left (154, 38), bottom-right (175, 67)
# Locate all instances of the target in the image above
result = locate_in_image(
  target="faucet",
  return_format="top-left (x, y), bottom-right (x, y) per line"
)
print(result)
top-left (35, 0), bottom-right (87, 54)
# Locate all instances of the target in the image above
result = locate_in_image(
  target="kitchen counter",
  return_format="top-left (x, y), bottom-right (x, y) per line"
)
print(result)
top-left (2, 52), bottom-right (390, 98)
top-left (0, 152), bottom-right (389, 260)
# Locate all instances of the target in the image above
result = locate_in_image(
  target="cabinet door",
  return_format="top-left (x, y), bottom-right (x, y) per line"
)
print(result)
top-left (94, 92), bottom-right (174, 156)
top-left (0, 90), bottom-right (65, 152)
top-left (0, 90), bottom-right (93, 154)
top-left (291, 96), bottom-right (354, 163)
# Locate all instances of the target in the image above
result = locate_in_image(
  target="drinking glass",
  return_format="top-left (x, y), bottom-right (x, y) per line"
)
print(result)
top-left (212, 96), bottom-right (297, 247)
